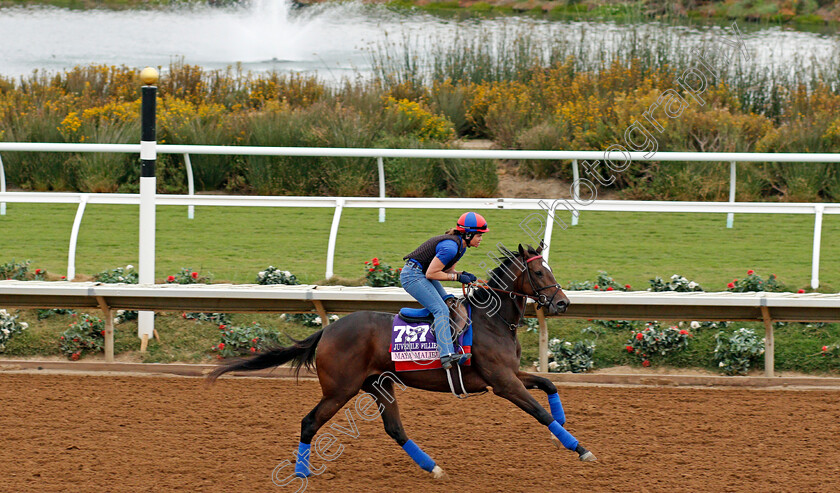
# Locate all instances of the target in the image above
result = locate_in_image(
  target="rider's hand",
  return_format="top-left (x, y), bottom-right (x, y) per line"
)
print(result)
top-left (458, 271), bottom-right (477, 284)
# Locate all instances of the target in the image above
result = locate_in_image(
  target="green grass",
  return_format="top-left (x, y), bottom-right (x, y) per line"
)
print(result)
top-left (2, 203), bottom-right (838, 291)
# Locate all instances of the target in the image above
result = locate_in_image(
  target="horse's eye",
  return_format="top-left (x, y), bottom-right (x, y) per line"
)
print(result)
top-left (536, 271), bottom-right (544, 277)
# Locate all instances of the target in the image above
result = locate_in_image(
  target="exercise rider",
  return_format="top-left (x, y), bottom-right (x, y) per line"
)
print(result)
top-left (400, 212), bottom-right (487, 369)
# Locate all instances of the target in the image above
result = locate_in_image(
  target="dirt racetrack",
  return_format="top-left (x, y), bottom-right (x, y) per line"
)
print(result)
top-left (2, 373), bottom-right (840, 493)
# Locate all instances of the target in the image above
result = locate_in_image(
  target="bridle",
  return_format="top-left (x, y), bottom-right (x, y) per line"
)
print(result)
top-left (463, 254), bottom-right (564, 331)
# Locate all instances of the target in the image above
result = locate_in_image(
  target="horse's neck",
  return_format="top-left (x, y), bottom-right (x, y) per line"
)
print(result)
top-left (478, 276), bottom-right (526, 332)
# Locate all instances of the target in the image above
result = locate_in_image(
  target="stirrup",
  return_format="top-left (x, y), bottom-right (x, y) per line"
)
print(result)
top-left (439, 353), bottom-right (459, 369)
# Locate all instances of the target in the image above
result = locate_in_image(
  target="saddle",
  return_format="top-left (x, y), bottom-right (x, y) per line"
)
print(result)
top-left (398, 296), bottom-right (469, 341)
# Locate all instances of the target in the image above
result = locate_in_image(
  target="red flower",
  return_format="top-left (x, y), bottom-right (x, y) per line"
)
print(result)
top-left (372, 257), bottom-right (379, 263)
top-left (60, 336), bottom-right (65, 340)
top-left (218, 343), bottom-right (225, 350)
top-left (747, 270), bottom-right (754, 275)
top-left (636, 333), bottom-right (644, 340)
top-left (191, 272), bottom-right (199, 279)
top-left (593, 284), bottom-right (600, 290)
top-left (219, 324), bottom-right (226, 330)
top-left (73, 338), bottom-right (79, 342)
top-left (727, 282), bottom-right (735, 289)
top-left (216, 355), bottom-right (223, 360)
top-left (642, 360), bottom-right (651, 367)
top-left (61, 276), bottom-right (66, 280)
top-left (181, 312), bottom-right (187, 318)
top-left (369, 268), bottom-right (375, 272)
top-left (373, 260), bottom-right (380, 267)
top-left (822, 346), bottom-right (828, 352)
top-left (364, 261), bottom-right (369, 265)
top-left (733, 279), bottom-right (738, 282)
top-left (167, 275), bottom-right (175, 282)
top-left (625, 284), bottom-right (631, 289)
top-left (252, 338), bottom-right (258, 343)
top-left (679, 329), bottom-right (689, 335)
top-left (100, 330), bottom-right (105, 335)
top-left (35, 268), bottom-right (41, 274)
top-left (606, 286), bottom-right (614, 291)
top-left (626, 345), bottom-right (634, 352)
top-left (798, 289), bottom-right (805, 293)
top-left (71, 353), bottom-right (80, 361)
top-left (250, 347), bottom-right (257, 352)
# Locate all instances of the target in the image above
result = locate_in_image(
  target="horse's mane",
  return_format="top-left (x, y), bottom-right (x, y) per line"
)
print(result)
top-left (486, 243), bottom-right (539, 289)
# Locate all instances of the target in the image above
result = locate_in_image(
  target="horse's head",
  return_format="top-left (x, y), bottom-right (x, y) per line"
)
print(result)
top-left (517, 242), bottom-right (570, 315)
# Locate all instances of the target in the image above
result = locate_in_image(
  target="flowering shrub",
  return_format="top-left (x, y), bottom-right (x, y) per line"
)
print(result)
top-left (257, 266), bottom-right (299, 285)
top-left (165, 268), bottom-right (210, 284)
top-left (546, 337), bottom-right (596, 373)
top-left (279, 313), bottom-right (338, 327)
top-left (96, 265), bottom-right (139, 323)
top-left (37, 308), bottom-right (76, 320)
top-left (0, 259), bottom-right (32, 280)
top-left (625, 322), bottom-right (692, 367)
top-left (714, 328), bottom-right (765, 375)
top-left (566, 271), bottom-right (628, 291)
top-left (820, 344), bottom-right (840, 358)
top-left (688, 320), bottom-right (729, 331)
top-left (211, 322), bottom-right (285, 359)
top-left (0, 309), bottom-right (29, 352)
top-left (364, 258), bottom-right (402, 287)
top-left (726, 270), bottom-right (784, 292)
top-left (596, 319), bottom-right (638, 331)
top-left (95, 265), bottom-right (138, 284)
top-left (523, 318), bottom-right (539, 332)
top-left (649, 274), bottom-right (703, 292)
top-left (58, 313), bottom-right (105, 360)
top-left (182, 312), bottom-right (232, 325)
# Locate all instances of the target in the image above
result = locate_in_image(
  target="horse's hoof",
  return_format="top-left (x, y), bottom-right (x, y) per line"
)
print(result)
top-left (579, 451), bottom-right (597, 462)
top-left (430, 465), bottom-right (448, 479)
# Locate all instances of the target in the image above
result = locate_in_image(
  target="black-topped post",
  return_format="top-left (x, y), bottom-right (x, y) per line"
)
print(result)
top-left (138, 66), bottom-right (158, 351)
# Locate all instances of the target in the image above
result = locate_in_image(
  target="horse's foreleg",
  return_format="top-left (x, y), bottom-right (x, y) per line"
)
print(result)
top-left (492, 377), bottom-right (596, 462)
top-left (362, 379), bottom-right (447, 480)
top-left (516, 371), bottom-right (566, 425)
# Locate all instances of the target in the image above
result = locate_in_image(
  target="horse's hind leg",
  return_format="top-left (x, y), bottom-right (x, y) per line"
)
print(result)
top-left (492, 375), bottom-right (596, 462)
top-left (362, 379), bottom-right (448, 480)
top-left (516, 371), bottom-right (567, 425)
top-left (295, 386), bottom-right (362, 477)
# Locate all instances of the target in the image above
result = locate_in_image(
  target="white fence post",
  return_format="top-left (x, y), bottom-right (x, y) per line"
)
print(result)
top-left (325, 198), bottom-right (345, 279)
top-left (571, 159), bottom-right (580, 226)
top-left (0, 153), bottom-right (5, 216)
top-left (377, 157), bottom-right (386, 223)
top-left (184, 153), bottom-right (195, 220)
top-left (67, 194), bottom-right (89, 281)
top-left (542, 202), bottom-right (556, 263)
top-left (811, 204), bottom-right (824, 289)
top-left (727, 161), bottom-right (736, 228)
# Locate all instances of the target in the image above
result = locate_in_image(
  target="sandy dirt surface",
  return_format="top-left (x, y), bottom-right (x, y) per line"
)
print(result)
top-left (3, 373), bottom-right (840, 492)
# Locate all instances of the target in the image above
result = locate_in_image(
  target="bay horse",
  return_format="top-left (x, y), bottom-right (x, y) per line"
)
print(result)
top-left (208, 242), bottom-right (596, 480)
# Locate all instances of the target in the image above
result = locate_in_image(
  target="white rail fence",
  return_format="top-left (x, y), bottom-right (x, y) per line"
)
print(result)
top-left (1, 145), bottom-right (839, 288)
top-left (2, 280), bottom-right (839, 377)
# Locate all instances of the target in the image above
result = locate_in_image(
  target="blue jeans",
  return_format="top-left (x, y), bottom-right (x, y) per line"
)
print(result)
top-left (400, 262), bottom-right (456, 358)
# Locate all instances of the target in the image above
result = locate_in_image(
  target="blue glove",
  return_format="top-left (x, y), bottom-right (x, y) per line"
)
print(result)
top-left (458, 272), bottom-right (477, 284)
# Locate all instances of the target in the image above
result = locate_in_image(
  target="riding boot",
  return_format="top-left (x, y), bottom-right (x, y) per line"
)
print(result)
top-left (433, 317), bottom-right (458, 369)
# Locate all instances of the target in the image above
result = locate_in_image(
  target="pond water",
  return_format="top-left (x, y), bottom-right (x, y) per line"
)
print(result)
top-left (1, 0), bottom-right (838, 82)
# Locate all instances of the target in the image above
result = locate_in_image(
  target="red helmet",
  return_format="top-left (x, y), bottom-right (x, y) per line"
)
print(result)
top-left (456, 212), bottom-right (489, 233)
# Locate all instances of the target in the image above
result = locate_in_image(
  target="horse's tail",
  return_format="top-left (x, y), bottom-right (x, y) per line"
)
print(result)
top-left (206, 329), bottom-right (324, 384)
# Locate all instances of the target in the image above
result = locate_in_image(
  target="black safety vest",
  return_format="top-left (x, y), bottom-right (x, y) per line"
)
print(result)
top-left (403, 234), bottom-right (465, 274)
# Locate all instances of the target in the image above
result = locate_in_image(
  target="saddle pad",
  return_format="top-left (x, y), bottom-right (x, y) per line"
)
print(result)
top-left (389, 311), bottom-right (472, 372)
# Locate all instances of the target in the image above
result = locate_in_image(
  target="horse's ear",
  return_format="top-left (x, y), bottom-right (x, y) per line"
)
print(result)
top-left (537, 240), bottom-right (545, 254)
top-left (518, 243), bottom-right (526, 258)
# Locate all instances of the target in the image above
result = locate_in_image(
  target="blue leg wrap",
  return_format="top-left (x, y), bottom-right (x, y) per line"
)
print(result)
top-left (295, 442), bottom-right (312, 477)
top-left (547, 393), bottom-right (566, 425)
top-left (402, 440), bottom-right (436, 472)
top-left (548, 421), bottom-right (578, 451)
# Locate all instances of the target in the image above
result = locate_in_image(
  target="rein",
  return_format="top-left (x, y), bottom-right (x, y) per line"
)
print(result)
top-left (462, 254), bottom-right (562, 331)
